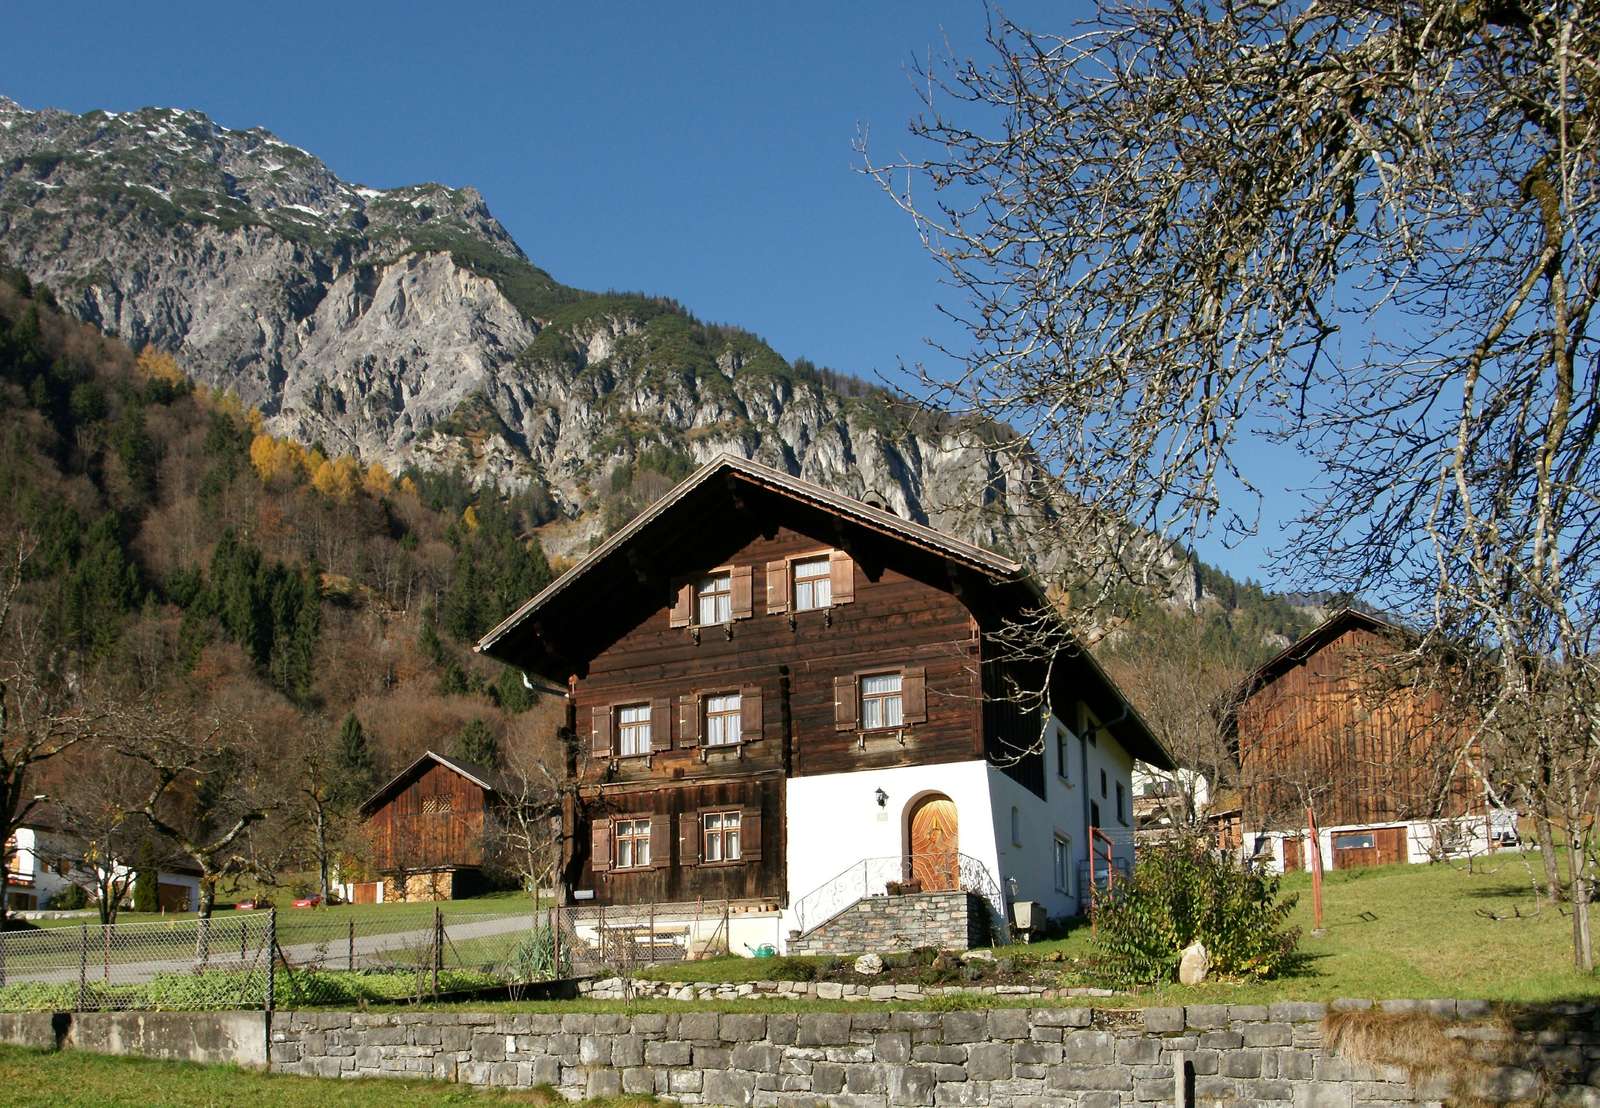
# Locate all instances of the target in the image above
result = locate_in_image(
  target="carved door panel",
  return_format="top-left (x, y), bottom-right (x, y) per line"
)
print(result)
top-left (909, 796), bottom-right (959, 892)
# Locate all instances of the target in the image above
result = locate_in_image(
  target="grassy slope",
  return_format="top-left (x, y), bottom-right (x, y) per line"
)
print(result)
top-left (0, 1045), bottom-right (659, 1108)
top-left (636, 857), bottom-right (1595, 1007)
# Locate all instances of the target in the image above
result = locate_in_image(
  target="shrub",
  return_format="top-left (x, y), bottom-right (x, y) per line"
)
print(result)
top-left (767, 956), bottom-right (817, 982)
top-left (46, 885), bottom-right (89, 911)
top-left (1088, 836), bottom-right (1299, 988)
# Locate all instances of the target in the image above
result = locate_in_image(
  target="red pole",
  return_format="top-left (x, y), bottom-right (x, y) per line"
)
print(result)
top-left (1306, 806), bottom-right (1324, 932)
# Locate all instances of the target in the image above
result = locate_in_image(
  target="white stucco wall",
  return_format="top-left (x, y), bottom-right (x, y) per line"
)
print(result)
top-left (782, 760), bottom-right (1001, 939)
top-left (1246, 814), bottom-right (1500, 873)
top-left (7, 827), bottom-right (199, 912)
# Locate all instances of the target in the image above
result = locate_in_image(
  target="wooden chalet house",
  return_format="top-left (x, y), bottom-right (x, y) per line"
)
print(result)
top-left (477, 454), bottom-right (1170, 953)
top-left (352, 751), bottom-right (505, 903)
top-left (1229, 609), bottom-right (1500, 872)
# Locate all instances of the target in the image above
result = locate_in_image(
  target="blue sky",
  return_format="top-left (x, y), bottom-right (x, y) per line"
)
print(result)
top-left (4, 1), bottom-right (1311, 583)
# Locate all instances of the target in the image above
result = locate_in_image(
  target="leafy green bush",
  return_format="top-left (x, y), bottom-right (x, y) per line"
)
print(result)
top-left (767, 957), bottom-right (817, 982)
top-left (1089, 836), bottom-right (1299, 988)
top-left (45, 885), bottom-right (88, 910)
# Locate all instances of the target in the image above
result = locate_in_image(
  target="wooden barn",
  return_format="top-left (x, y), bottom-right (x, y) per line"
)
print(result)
top-left (1228, 609), bottom-right (1496, 872)
top-left (355, 751), bottom-right (504, 902)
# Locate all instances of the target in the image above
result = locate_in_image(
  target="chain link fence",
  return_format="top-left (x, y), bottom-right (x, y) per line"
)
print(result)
top-left (0, 903), bottom-right (586, 1012)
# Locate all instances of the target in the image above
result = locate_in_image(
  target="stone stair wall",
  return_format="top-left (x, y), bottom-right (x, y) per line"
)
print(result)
top-left (787, 890), bottom-right (989, 955)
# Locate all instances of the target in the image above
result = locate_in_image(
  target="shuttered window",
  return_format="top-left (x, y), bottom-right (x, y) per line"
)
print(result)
top-left (615, 818), bottom-right (651, 869)
top-left (705, 693), bottom-right (742, 746)
top-left (702, 811), bottom-right (742, 862)
top-left (835, 666), bottom-right (928, 731)
top-left (618, 703), bottom-right (651, 757)
top-left (792, 556), bottom-right (831, 611)
top-left (696, 574), bottom-right (732, 626)
top-left (861, 673), bottom-right (903, 730)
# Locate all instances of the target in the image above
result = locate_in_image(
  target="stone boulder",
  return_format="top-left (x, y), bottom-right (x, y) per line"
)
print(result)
top-left (854, 953), bottom-right (885, 976)
top-left (1178, 941), bottom-right (1211, 985)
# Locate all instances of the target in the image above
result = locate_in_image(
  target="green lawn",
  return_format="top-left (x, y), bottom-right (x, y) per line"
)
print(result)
top-left (0, 1044), bottom-right (660, 1107)
top-left (640, 854), bottom-right (1597, 1007)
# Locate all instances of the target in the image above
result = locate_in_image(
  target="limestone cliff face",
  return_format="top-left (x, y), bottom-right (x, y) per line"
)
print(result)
top-left (0, 96), bottom-right (1198, 598)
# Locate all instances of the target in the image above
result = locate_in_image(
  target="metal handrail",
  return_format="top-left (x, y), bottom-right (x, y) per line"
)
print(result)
top-left (789, 852), bottom-right (1008, 941)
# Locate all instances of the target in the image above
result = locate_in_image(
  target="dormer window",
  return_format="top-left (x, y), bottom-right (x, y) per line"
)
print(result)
top-left (792, 556), bottom-right (832, 611)
top-left (697, 573), bottom-right (732, 626)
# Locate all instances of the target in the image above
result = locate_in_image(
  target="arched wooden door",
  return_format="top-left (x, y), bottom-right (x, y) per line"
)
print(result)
top-left (908, 795), bottom-right (960, 891)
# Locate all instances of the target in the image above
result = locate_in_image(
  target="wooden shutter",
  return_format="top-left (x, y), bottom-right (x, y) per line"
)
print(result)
top-left (730, 565), bottom-right (754, 619)
top-left (649, 813), bottom-right (671, 869)
top-left (590, 705), bottom-right (612, 758)
top-left (678, 811), bottom-right (700, 865)
top-left (833, 675), bottom-right (858, 731)
top-left (902, 666), bottom-right (927, 724)
top-left (668, 583), bottom-right (693, 628)
top-left (740, 684), bottom-right (763, 741)
top-left (651, 698), bottom-right (671, 749)
top-left (766, 560), bottom-right (789, 615)
top-left (590, 818), bottom-right (612, 873)
top-left (740, 806), bottom-right (763, 861)
top-left (828, 550), bottom-right (855, 604)
top-left (678, 693), bottom-right (701, 747)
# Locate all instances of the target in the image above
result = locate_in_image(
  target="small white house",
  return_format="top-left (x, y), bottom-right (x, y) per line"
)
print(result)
top-left (3, 820), bottom-right (200, 914)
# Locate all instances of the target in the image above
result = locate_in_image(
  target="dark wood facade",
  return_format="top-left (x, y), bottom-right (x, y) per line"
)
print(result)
top-left (1233, 611), bottom-right (1481, 833)
top-left (361, 755), bottom-right (496, 874)
top-left (479, 455), bottom-right (1169, 909)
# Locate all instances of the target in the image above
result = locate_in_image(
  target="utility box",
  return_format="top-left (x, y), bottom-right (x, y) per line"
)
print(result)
top-left (1011, 900), bottom-right (1045, 940)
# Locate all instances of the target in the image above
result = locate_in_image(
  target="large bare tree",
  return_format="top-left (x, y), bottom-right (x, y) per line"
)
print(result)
top-left (867, 0), bottom-right (1598, 966)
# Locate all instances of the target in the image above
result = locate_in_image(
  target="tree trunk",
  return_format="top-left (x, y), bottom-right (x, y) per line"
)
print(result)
top-left (315, 806), bottom-right (330, 905)
top-left (0, 862), bottom-right (10, 937)
top-left (198, 877), bottom-right (216, 919)
top-left (1569, 825), bottom-right (1592, 972)
top-left (1536, 807), bottom-right (1566, 902)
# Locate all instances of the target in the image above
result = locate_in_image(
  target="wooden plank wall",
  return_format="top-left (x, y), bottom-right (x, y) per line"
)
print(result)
top-left (368, 762), bottom-right (489, 872)
top-left (1236, 627), bottom-right (1479, 830)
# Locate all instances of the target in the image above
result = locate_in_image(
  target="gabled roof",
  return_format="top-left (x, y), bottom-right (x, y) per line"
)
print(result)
top-left (477, 453), bottom-right (1024, 659)
top-left (1224, 607), bottom-right (1407, 733)
top-left (358, 750), bottom-right (502, 818)
top-left (476, 452), bottom-right (1172, 770)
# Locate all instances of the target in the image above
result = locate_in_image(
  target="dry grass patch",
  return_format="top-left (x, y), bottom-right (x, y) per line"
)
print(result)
top-left (1323, 1008), bottom-right (1547, 1107)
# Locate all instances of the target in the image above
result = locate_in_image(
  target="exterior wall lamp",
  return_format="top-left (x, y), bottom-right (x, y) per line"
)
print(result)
top-left (874, 788), bottom-right (888, 809)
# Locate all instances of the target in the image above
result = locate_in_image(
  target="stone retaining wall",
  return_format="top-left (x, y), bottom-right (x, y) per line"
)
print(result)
top-left (787, 891), bottom-right (989, 956)
top-left (578, 976), bottom-right (1117, 1003)
top-left (269, 999), bottom-right (1600, 1106)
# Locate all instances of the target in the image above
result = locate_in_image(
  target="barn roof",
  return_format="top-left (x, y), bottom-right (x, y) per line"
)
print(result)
top-left (358, 750), bottom-right (502, 818)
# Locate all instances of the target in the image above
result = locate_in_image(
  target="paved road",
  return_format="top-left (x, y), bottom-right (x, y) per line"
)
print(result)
top-left (0, 912), bottom-right (543, 988)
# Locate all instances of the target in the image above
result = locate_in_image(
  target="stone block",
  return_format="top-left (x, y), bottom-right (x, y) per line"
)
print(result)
top-left (876, 1032), bottom-right (912, 1064)
top-left (1047, 1065), bottom-right (1134, 1091)
top-left (769, 1013), bottom-right (799, 1045)
top-left (721, 1013), bottom-right (768, 1042)
top-left (965, 1042), bottom-right (1013, 1081)
top-left (844, 1062), bottom-right (887, 1094)
top-left (1221, 1049), bottom-right (1263, 1079)
top-left (529, 1056), bottom-right (560, 1085)
top-left (1243, 1023), bottom-right (1294, 1047)
top-left (988, 1008), bottom-right (1030, 1041)
top-left (621, 1066), bottom-right (655, 1095)
top-left (668, 1068), bottom-right (704, 1094)
top-left (796, 1013), bottom-right (854, 1046)
top-left (1199, 1030), bottom-right (1244, 1050)
top-left (694, 1044), bottom-right (732, 1069)
top-left (942, 1012), bottom-right (988, 1044)
top-left (470, 1032), bottom-right (506, 1062)
top-left (1270, 1001), bottom-right (1329, 1023)
top-left (704, 1069), bottom-right (759, 1106)
top-left (1230, 1005), bottom-right (1271, 1022)
top-left (1015, 1041), bottom-right (1063, 1066)
top-left (1279, 1049), bottom-right (1316, 1080)
top-left (731, 1042), bottom-right (784, 1072)
top-left (611, 1035), bottom-right (643, 1068)
top-left (1064, 1030), bottom-right (1115, 1064)
top-left (1145, 1006), bottom-right (1186, 1033)
top-left (886, 1064), bottom-right (938, 1105)
top-left (812, 1062), bottom-right (846, 1095)
top-left (680, 1012), bottom-right (719, 1041)
top-left (1184, 1004), bottom-right (1231, 1028)
top-left (577, 1035), bottom-right (609, 1066)
top-left (644, 1039), bottom-right (690, 1066)
top-left (1117, 1036), bottom-right (1162, 1064)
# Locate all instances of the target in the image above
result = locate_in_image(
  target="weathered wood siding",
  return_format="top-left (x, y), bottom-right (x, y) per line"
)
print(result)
top-left (368, 762), bottom-right (490, 872)
top-left (569, 521), bottom-right (986, 905)
top-left (1236, 626), bottom-right (1479, 831)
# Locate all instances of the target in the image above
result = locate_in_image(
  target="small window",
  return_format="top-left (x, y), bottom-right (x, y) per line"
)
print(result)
top-left (1090, 800), bottom-right (1101, 832)
top-left (792, 556), bottom-right (832, 611)
top-left (704, 693), bottom-right (743, 746)
top-left (615, 818), bottom-right (652, 868)
top-left (1053, 835), bottom-right (1072, 893)
top-left (1333, 832), bottom-right (1375, 850)
top-left (860, 673), bottom-right (904, 730)
top-left (1116, 783), bottom-right (1126, 825)
top-left (1056, 729), bottom-right (1071, 781)
top-left (617, 703), bottom-right (652, 757)
top-left (1010, 806), bottom-right (1022, 846)
top-left (696, 573), bottom-right (732, 626)
top-left (1100, 769), bottom-right (1107, 798)
top-left (702, 811), bottom-right (742, 862)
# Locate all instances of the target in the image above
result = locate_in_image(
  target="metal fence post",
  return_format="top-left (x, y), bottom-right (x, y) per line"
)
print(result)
top-left (431, 906), bottom-right (441, 996)
top-left (265, 909), bottom-right (277, 1012)
top-left (348, 919), bottom-right (355, 971)
top-left (0, 920), bottom-right (7, 988)
top-left (550, 904), bottom-right (562, 979)
top-left (77, 924), bottom-right (87, 1011)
